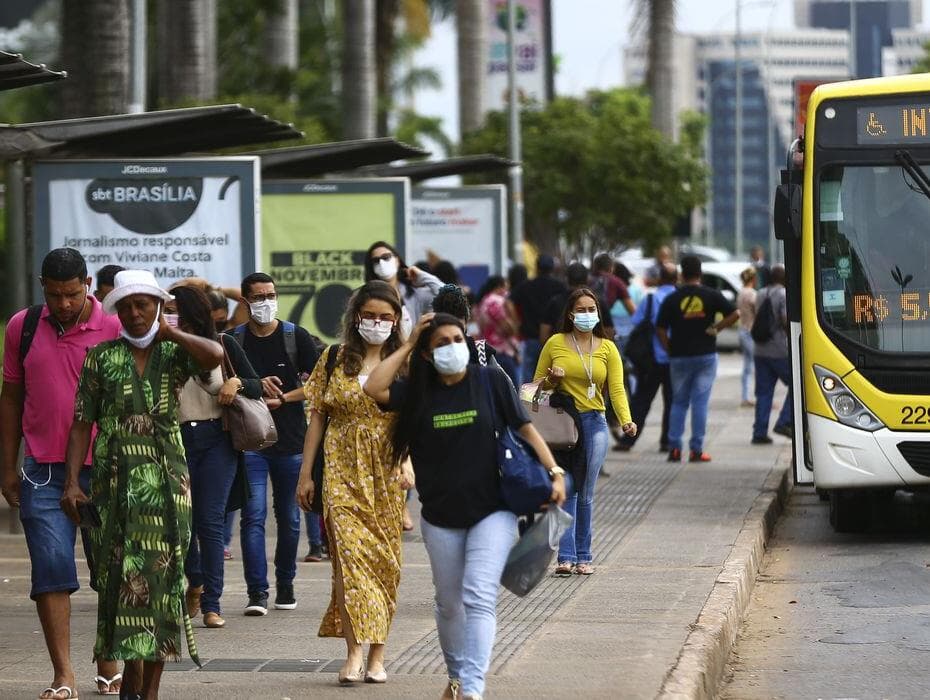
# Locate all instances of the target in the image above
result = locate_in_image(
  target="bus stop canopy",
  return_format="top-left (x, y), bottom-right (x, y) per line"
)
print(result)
top-left (0, 50), bottom-right (65, 92)
top-left (356, 154), bottom-right (515, 181)
top-left (1, 104), bottom-right (302, 158)
top-left (251, 138), bottom-right (429, 178)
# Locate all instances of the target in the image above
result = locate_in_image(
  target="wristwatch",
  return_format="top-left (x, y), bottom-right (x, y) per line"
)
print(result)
top-left (547, 466), bottom-right (566, 480)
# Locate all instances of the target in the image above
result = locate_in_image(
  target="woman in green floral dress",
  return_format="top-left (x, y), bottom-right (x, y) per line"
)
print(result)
top-left (61, 270), bottom-right (224, 700)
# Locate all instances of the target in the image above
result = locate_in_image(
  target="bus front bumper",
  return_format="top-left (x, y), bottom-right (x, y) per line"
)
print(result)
top-left (808, 414), bottom-right (930, 489)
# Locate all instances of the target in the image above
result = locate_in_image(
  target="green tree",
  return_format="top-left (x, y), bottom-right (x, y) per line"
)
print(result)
top-left (912, 42), bottom-right (930, 73)
top-left (461, 89), bottom-right (707, 254)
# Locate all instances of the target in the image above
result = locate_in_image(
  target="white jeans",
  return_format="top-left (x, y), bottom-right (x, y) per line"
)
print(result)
top-left (420, 510), bottom-right (518, 697)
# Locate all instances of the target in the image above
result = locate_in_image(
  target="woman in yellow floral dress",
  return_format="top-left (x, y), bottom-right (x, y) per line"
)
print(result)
top-left (296, 280), bottom-right (410, 685)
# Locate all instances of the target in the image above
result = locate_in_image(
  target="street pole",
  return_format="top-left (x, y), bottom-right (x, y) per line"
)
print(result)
top-left (128, 0), bottom-right (146, 113)
top-left (849, 0), bottom-right (858, 78)
top-left (506, 0), bottom-right (525, 264)
top-left (734, 0), bottom-right (743, 259)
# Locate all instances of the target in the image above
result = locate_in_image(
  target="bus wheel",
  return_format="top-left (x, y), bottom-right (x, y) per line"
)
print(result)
top-left (828, 490), bottom-right (869, 533)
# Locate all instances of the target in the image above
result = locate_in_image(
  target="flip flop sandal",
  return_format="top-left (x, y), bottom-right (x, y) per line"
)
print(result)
top-left (554, 562), bottom-right (574, 577)
top-left (40, 687), bottom-right (78, 700)
top-left (94, 673), bottom-right (122, 695)
top-left (574, 563), bottom-right (595, 575)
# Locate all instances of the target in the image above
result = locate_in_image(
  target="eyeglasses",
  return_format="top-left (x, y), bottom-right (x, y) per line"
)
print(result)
top-left (371, 253), bottom-right (394, 263)
top-left (359, 312), bottom-right (396, 325)
top-left (247, 292), bottom-right (277, 303)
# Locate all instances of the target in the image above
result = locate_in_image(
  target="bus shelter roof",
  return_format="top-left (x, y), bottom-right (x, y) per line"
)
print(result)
top-left (0, 50), bottom-right (66, 92)
top-left (1, 104), bottom-right (302, 158)
top-left (250, 138), bottom-right (429, 178)
top-left (355, 154), bottom-right (515, 182)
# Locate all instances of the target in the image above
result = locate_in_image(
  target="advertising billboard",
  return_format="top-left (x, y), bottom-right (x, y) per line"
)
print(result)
top-left (261, 179), bottom-right (409, 343)
top-left (485, 0), bottom-right (549, 111)
top-left (32, 158), bottom-right (260, 298)
top-left (410, 185), bottom-right (507, 290)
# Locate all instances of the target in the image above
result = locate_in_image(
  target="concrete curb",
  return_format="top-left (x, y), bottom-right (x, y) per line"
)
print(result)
top-left (657, 456), bottom-right (792, 700)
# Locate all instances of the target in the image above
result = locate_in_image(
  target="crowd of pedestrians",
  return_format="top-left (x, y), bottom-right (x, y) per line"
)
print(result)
top-left (2, 241), bottom-right (792, 699)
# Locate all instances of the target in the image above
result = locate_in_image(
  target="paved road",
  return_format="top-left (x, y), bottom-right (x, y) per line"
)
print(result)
top-left (722, 488), bottom-right (930, 699)
top-left (0, 354), bottom-right (790, 699)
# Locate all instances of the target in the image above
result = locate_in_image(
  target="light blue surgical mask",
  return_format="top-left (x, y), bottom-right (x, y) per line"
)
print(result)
top-left (572, 311), bottom-right (599, 332)
top-left (432, 342), bottom-right (470, 375)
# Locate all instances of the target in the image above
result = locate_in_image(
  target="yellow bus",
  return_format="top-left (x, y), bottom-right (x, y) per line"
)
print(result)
top-left (775, 75), bottom-right (930, 532)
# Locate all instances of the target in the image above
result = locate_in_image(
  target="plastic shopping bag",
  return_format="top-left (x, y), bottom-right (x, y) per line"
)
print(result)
top-left (500, 506), bottom-right (573, 597)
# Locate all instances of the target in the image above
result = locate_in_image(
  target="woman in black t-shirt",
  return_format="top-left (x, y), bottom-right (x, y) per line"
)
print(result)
top-left (365, 313), bottom-right (565, 700)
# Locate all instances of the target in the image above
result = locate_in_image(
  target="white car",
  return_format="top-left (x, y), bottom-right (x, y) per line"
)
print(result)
top-left (697, 261), bottom-right (753, 351)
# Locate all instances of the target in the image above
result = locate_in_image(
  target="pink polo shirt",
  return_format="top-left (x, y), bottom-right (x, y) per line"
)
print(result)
top-left (3, 296), bottom-right (121, 465)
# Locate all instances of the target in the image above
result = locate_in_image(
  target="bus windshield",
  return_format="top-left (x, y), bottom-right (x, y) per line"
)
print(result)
top-left (817, 163), bottom-right (930, 353)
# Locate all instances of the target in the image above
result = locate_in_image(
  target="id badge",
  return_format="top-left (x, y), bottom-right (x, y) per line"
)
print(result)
top-left (587, 383), bottom-right (596, 400)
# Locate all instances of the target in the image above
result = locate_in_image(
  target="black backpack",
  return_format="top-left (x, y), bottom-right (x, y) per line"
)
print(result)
top-left (751, 291), bottom-right (776, 343)
top-left (624, 294), bottom-right (656, 374)
top-left (18, 304), bottom-right (44, 364)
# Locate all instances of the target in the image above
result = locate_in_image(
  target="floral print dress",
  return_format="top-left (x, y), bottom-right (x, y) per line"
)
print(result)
top-left (73, 339), bottom-right (200, 664)
top-left (303, 348), bottom-right (403, 644)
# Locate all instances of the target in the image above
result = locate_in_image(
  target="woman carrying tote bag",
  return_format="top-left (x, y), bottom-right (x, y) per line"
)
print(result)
top-left (535, 287), bottom-right (637, 577)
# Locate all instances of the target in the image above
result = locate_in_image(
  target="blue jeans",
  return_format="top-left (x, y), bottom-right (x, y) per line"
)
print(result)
top-left (739, 329), bottom-right (754, 403)
top-left (522, 339), bottom-right (543, 384)
top-left (668, 354), bottom-right (718, 453)
top-left (753, 355), bottom-right (793, 439)
top-left (305, 511), bottom-right (322, 548)
top-left (558, 411), bottom-right (609, 565)
top-left (496, 353), bottom-right (521, 389)
top-left (224, 512), bottom-right (236, 548)
top-left (240, 451), bottom-right (302, 595)
top-left (19, 460), bottom-right (92, 599)
top-left (181, 419), bottom-right (237, 614)
top-left (420, 510), bottom-right (517, 698)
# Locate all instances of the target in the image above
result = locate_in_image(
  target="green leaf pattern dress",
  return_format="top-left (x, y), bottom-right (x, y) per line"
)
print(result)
top-left (74, 339), bottom-right (200, 664)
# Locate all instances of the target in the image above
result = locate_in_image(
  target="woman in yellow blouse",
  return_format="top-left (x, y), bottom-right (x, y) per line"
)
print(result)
top-left (535, 287), bottom-right (637, 575)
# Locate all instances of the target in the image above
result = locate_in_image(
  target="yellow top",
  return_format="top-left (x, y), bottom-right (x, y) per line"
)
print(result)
top-left (534, 333), bottom-right (632, 425)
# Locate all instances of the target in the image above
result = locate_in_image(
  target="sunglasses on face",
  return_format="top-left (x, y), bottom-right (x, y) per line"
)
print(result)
top-left (371, 253), bottom-right (394, 263)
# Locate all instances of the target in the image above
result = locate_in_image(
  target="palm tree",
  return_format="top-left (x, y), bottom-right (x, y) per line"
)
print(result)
top-left (343, 0), bottom-right (377, 138)
top-left (636, 0), bottom-right (676, 139)
top-left (60, 0), bottom-right (131, 117)
top-left (456, 0), bottom-right (486, 138)
top-left (264, 0), bottom-right (299, 72)
top-left (156, 0), bottom-right (217, 105)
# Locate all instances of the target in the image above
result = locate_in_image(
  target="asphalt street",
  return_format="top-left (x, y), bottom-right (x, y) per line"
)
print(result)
top-left (723, 488), bottom-right (930, 699)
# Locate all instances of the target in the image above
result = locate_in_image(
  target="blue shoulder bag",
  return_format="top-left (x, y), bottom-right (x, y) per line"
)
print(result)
top-left (479, 367), bottom-right (554, 515)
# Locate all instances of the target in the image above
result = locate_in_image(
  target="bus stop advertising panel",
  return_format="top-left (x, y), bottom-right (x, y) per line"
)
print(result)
top-left (409, 185), bottom-right (507, 291)
top-left (32, 158), bottom-right (260, 298)
top-left (261, 179), bottom-right (409, 343)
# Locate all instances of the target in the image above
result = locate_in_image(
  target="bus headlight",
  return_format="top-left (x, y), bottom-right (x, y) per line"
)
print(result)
top-left (814, 365), bottom-right (884, 432)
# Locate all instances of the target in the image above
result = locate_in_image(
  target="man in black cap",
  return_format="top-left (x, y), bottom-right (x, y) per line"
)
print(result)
top-left (510, 254), bottom-right (567, 383)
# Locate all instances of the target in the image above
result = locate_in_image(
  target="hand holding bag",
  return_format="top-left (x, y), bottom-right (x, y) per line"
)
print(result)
top-left (221, 346), bottom-right (278, 452)
top-left (519, 381), bottom-right (579, 450)
top-left (481, 368), bottom-right (554, 515)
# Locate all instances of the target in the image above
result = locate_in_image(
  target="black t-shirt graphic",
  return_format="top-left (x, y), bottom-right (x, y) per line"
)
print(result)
top-left (234, 322), bottom-right (320, 454)
top-left (656, 284), bottom-right (736, 357)
top-left (388, 366), bottom-right (530, 528)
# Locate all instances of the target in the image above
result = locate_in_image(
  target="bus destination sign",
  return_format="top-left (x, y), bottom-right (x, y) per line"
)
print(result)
top-left (858, 105), bottom-right (930, 144)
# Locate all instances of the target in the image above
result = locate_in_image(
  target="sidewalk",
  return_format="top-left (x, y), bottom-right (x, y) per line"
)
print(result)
top-left (0, 354), bottom-right (789, 699)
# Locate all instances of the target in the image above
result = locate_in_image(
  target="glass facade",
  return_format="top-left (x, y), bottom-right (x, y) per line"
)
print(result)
top-left (809, 1), bottom-right (912, 78)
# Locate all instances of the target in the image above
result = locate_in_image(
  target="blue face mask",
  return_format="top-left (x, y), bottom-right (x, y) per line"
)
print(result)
top-left (432, 341), bottom-right (470, 375)
top-left (572, 311), bottom-right (599, 332)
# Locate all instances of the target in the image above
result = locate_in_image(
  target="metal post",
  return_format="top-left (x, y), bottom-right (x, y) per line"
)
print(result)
top-left (507, 0), bottom-right (524, 263)
top-left (129, 0), bottom-right (146, 113)
top-left (5, 160), bottom-right (26, 535)
top-left (849, 0), bottom-right (858, 78)
top-left (734, 0), bottom-right (743, 259)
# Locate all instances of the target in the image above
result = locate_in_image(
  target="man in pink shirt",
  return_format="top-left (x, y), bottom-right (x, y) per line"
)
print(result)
top-left (0, 248), bottom-right (123, 700)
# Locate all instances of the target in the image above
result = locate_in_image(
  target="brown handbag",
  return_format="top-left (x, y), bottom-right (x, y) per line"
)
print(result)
top-left (220, 345), bottom-right (278, 452)
top-left (519, 381), bottom-right (579, 450)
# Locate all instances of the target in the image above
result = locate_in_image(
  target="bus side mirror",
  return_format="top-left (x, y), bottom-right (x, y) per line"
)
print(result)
top-left (774, 184), bottom-right (801, 241)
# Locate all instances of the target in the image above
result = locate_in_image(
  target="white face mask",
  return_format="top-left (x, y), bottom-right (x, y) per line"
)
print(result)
top-left (121, 303), bottom-right (161, 349)
top-left (374, 257), bottom-right (399, 281)
top-left (357, 319), bottom-right (394, 346)
top-left (249, 299), bottom-right (277, 325)
top-left (432, 341), bottom-right (470, 375)
top-left (163, 313), bottom-right (179, 328)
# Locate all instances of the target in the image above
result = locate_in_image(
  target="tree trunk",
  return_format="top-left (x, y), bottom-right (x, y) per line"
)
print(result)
top-left (343, 0), bottom-right (377, 139)
top-left (60, 0), bottom-right (131, 117)
top-left (264, 0), bottom-right (299, 70)
top-left (156, 0), bottom-right (217, 105)
top-left (375, 0), bottom-right (399, 136)
top-left (646, 0), bottom-right (675, 139)
top-left (456, 0), bottom-right (486, 137)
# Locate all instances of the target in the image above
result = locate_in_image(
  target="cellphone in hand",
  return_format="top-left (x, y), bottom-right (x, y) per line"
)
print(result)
top-left (77, 502), bottom-right (102, 529)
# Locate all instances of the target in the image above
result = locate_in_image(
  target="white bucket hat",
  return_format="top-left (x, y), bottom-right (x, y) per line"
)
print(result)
top-left (103, 269), bottom-right (174, 314)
